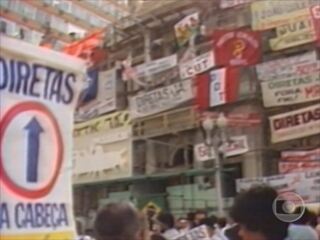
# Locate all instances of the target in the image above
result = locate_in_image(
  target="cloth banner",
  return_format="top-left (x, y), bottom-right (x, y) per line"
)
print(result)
top-left (0, 36), bottom-right (85, 239)
top-left (174, 12), bottom-right (200, 47)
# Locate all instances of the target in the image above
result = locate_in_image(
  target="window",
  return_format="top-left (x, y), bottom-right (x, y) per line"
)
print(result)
top-left (0, 0), bottom-right (10, 9)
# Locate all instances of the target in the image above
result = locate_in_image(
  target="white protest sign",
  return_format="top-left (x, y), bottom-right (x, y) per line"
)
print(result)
top-left (261, 72), bottom-right (320, 107)
top-left (209, 68), bottom-right (227, 107)
top-left (256, 51), bottom-right (318, 82)
top-left (269, 104), bottom-right (320, 143)
top-left (179, 51), bottom-right (215, 79)
top-left (194, 136), bottom-right (249, 162)
top-left (174, 225), bottom-right (211, 240)
top-left (129, 79), bottom-right (193, 119)
top-left (0, 36), bottom-right (85, 239)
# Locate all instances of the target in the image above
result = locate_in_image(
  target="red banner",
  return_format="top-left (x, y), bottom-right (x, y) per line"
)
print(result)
top-left (213, 30), bottom-right (261, 66)
top-left (281, 148), bottom-right (320, 162)
top-left (310, 5), bottom-right (320, 43)
top-left (279, 162), bottom-right (320, 174)
top-left (195, 67), bottom-right (240, 110)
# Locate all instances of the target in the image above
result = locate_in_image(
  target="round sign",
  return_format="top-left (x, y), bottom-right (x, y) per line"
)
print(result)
top-left (0, 102), bottom-right (63, 199)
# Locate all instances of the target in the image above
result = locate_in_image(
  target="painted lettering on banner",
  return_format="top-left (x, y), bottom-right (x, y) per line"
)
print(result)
top-left (129, 79), bottom-right (193, 119)
top-left (281, 148), bottom-right (320, 162)
top-left (213, 30), bottom-right (261, 66)
top-left (256, 51), bottom-right (318, 82)
top-left (279, 162), bottom-right (320, 174)
top-left (269, 16), bottom-right (317, 51)
top-left (251, 1), bottom-right (310, 30)
top-left (269, 105), bottom-right (320, 143)
top-left (210, 68), bottom-right (227, 106)
top-left (179, 51), bottom-right (215, 79)
top-left (261, 72), bottom-right (320, 107)
top-left (194, 136), bottom-right (249, 162)
top-left (74, 111), bottom-right (131, 137)
top-left (0, 36), bottom-right (85, 239)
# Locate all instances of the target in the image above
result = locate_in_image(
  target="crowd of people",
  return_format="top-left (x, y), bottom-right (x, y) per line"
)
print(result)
top-left (77, 186), bottom-right (320, 240)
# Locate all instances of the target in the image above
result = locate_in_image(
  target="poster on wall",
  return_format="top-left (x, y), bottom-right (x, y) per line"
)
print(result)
top-left (174, 12), bottom-right (200, 47)
top-left (73, 111), bottom-right (132, 184)
top-left (213, 30), bottom-right (261, 66)
top-left (75, 68), bottom-right (124, 122)
top-left (256, 51), bottom-right (318, 82)
top-left (261, 72), bottom-right (320, 107)
top-left (129, 79), bottom-right (193, 119)
top-left (236, 170), bottom-right (320, 203)
top-left (179, 51), bottom-right (215, 79)
top-left (269, 104), bottom-right (320, 143)
top-left (251, 1), bottom-right (310, 30)
top-left (194, 136), bottom-right (249, 162)
top-left (0, 36), bottom-right (85, 239)
top-left (269, 14), bottom-right (317, 51)
top-left (196, 68), bottom-right (239, 110)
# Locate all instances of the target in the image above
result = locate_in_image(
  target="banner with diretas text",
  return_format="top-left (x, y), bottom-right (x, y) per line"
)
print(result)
top-left (236, 170), bottom-right (320, 203)
top-left (256, 51), bottom-right (318, 82)
top-left (269, 104), bottom-right (320, 143)
top-left (261, 72), bottom-right (320, 107)
top-left (129, 79), bottom-right (193, 119)
top-left (0, 36), bottom-right (85, 240)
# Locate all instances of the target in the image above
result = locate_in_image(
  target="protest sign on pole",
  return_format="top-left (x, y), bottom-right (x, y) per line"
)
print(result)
top-left (0, 36), bottom-right (85, 239)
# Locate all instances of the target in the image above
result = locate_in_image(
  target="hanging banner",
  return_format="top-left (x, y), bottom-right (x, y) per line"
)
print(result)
top-left (220, 0), bottom-right (253, 9)
top-left (269, 105), bottom-right (320, 143)
top-left (73, 127), bottom-right (132, 184)
top-left (213, 30), bottom-right (261, 66)
top-left (194, 136), bottom-right (249, 162)
top-left (256, 51), bottom-right (318, 82)
top-left (236, 170), bottom-right (320, 203)
top-left (269, 15), bottom-right (317, 51)
top-left (281, 148), bottom-right (320, 162)
top-left (261, 72), bottom-right (320, 107)
top-left (251, 1), bottom-right (310, 30)
top-left (279, 162), bottom-right (320, 174)
top-left (0, 36), bottom-right (85, 239)
top-left (310, 5), bottom-right (320, 41)
top-left (174, 225), bottom-right (211, 240)
top-left (179, 51), bottom-right (215, 79)
top-left (75, 69), bottom-right (124, 122)
top-left (129, 79), bottom-right (193, 119)
top-left (196, 68), bottom-right (239, 110)
top-left (74, 111), bottom-right (131, 137)
top-left (174, 12), bottom-right (200, 47)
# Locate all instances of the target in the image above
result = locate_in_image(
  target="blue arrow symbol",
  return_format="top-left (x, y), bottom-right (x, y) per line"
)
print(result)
top-left (24, 117), bottom-right (44, 183)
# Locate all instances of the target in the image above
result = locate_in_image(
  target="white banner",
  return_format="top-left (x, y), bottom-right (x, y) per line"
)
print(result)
top-left (75, 69), bottom-right (122, 122)
top-left (194, 136), bottom-right (249, 162)
top-left (220, 0), bottom-right (253, 9)
top-left (179, 51), bottom-right (215, 79)
top-left (261, 72), bottom-right (320, 107)
top-left (135, 54), bottom-right (177, 78)
top-left (256, 51), bottom-right (318, 82)
top-left (236, 170), bottom-right (320, 203)
top-left (0, 36), bottom-right (85, 239)
top-left (174, 225), bottom-right (210, 240)
top-left (210, 68), bottom-right (227, 107)
top-left (129, 79), bottom-right (193, 119)
top-left (269, 105), bottom-right (320, 143)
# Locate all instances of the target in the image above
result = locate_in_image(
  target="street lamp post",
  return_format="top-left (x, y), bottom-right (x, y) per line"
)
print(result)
top-left (201, 113), bottom-right (228, 217)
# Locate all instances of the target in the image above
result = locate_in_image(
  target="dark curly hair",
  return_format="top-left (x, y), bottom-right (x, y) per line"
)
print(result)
top-left (230, 185), bottom-right (289, 240)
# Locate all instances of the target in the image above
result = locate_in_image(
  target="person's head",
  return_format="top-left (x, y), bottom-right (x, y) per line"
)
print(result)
top-left (194, 210), bottom-right (207, 226)
top-left (217, 217), bottom-right (227, 229)
top-left (176, 217), bottom-right (189, 230)
top-left (156, 212), bottom-right (175, 232)
top-left (230, 185), bottom-right (289, 240)
top-left (199, 216), bottom-right (218, 237)
top-left (294, 207), bottom-right (318, 227)
top-left (94, 202), bottom-right (141, 240)
top-left (151, 234), bottom-right (167, 240)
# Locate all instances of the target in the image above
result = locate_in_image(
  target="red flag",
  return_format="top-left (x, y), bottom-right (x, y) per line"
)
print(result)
top-left (195, 67), bottom-right (240, 110)
top-left (213, 30), bottom-right (261, 66)
top-left (310, 5), bottom-right (320, 44)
